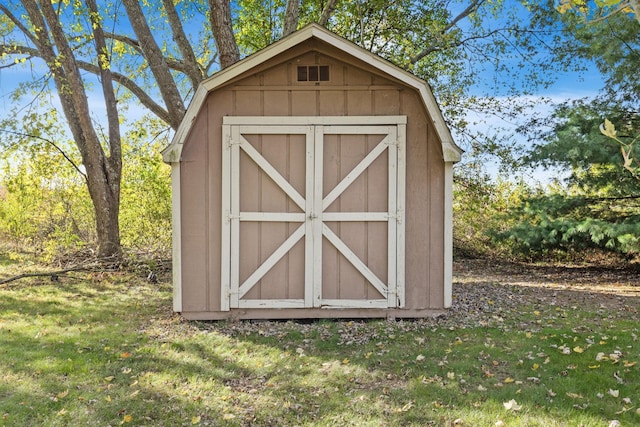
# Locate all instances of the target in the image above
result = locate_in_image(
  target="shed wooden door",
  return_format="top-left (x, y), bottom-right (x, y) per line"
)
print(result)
top-left (221, 116), bottom-right (406, 311)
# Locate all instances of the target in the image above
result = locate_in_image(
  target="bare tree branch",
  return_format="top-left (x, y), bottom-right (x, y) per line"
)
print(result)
top-left (318, 0), bottom-right (338, 27)
top-left (160, 0), bottom-right (204, 87)
top-left (0, 129), bottom-right (87, 179)
top-left (122, 0), bottom-right (186, 130)
top-left (283, 0), bottom-right (300, 36)
top-left (410, 0), bottom-right (485, 64)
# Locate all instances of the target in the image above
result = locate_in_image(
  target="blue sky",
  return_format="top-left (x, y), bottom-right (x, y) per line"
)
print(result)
top-left (0, 1), bottom-right (609, 185)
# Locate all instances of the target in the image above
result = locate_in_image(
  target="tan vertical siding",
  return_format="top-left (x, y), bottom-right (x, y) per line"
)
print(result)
top-left (206, 90), bottom-right (232, 311)
top-left (402, 91), bottom-right (431, 309)
top-left (180, 107), bottom-right (209, 312)
top-left (177, 39), bottom-right (449, 317)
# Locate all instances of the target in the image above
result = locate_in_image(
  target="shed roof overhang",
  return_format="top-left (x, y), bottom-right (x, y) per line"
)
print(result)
top-left (162, 23), bottom-right (463, 164)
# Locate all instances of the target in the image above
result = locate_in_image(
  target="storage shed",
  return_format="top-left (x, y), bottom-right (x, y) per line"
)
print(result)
top-left (162, 24), bottom-right (462, 320)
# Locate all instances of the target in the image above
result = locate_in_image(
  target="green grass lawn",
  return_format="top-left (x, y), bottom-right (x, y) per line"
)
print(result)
top-left (1, 259), bottom-right (639, 426)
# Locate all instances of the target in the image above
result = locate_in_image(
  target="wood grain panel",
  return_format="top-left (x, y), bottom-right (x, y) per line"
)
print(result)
top-left (179, 108), bottom-right (209, 311)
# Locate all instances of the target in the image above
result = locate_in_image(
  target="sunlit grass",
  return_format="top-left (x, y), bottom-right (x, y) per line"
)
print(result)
top-left (0, 265), bottom-right (639, 426)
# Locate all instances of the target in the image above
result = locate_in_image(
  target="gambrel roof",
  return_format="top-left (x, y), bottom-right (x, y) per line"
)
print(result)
top-left (162, 23), bottom-right (462, 163)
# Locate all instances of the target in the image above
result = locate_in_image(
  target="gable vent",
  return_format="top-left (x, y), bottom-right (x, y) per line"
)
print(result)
top-left (297, 65), bottom-right (330, 82)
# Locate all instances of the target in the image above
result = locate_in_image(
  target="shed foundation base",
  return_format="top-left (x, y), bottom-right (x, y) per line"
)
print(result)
top-left (179, 308), bottom-right (447, 321)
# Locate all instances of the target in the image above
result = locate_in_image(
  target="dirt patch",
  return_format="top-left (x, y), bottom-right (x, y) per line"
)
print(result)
top-left (450, 258), bottom-right (640, 328)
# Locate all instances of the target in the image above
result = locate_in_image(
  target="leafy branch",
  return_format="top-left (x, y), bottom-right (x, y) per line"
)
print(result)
top-left (600, 118), bottom-right (640, 177)
top-left (0, 129), bottom-right (87, 180)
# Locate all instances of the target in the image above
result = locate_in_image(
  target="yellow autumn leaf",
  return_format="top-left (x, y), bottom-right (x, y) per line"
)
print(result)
top-left (623, 360), bottom-right (637, 368)
top-left (600, 118), bottom-right (617, 139)
top-left (120, 352), bottom-right (132, 359)
top-left (104, 376), bottom-right (115, 382)
top-left (622, 147), bottom-right (634, 169)
top-left (525, 332), bottom-right (533, 338)
top-left (223, 414), bottom-right (236, 420)
top-left (573, 346), bottom-right (584, 353)
top-left (191, 416), bottom-right (201, 424)
top-left (122, 414), bottom-right (133, 423)
top-left (57, 390), bottom-right (69, 399)
top-left (504, 377), bottom-right (515, 383)
top-left (589, 364), bottom-right (601, 369)
top-left (342, 358), bottom-right (350, 365)
top-left (532, 363), bottom-right (539, 371)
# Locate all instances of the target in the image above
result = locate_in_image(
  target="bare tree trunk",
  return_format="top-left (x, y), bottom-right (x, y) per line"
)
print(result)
top-left (209, 0), bottom-right (240, 68)
top-left (283, 0), bottom-right (300, 36)
top-left (24, 0), bottom-right (122, 259)
top-left (85, 0), bottom-right (123, 258)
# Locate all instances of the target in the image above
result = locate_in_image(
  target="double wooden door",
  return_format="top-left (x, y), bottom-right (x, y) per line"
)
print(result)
top-left (221, 116), bottom-right (406, 311)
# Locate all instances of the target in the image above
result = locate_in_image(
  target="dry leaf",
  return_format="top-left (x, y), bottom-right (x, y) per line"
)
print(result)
top-left (191, 416), bottom-right (201, 424)
top-left (503, 399), bottom-right (522, 411)
top-left (608, 389), bottom-right (619, 397)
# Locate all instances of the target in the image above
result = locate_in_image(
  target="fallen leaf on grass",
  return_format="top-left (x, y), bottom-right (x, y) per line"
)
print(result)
top-left (503, 399), bottom-right (522, 411)
top-left (396, 401), bottom-right (414, 412)
top-left (416, 354), bottom-right (425, 362)
top-left (191, 416), bottom-right (201, 424)
top-left (608, 389), bottom-right (619, 397)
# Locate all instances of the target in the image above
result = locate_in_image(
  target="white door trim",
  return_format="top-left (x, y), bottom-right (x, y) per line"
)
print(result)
top-left (221, 116), bottom-right (406, 310)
